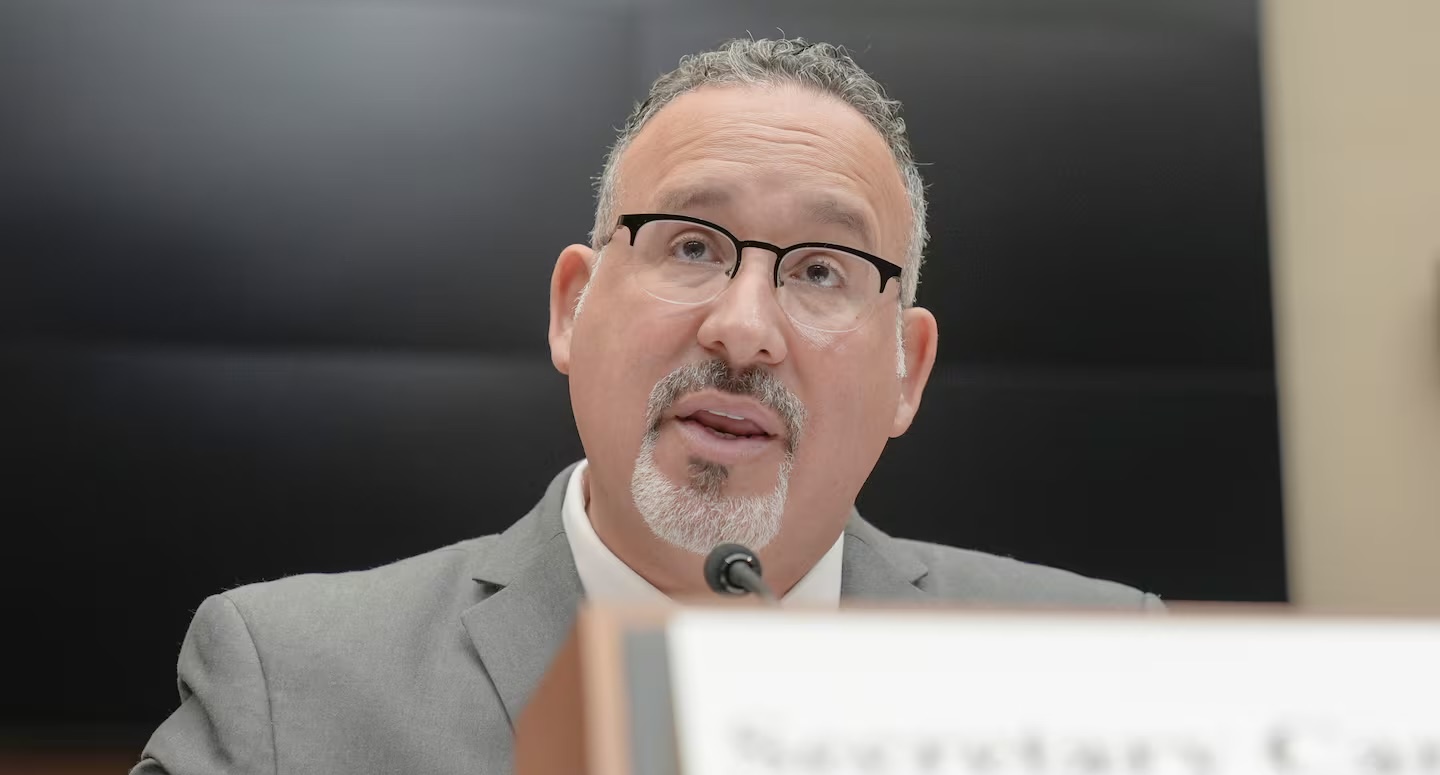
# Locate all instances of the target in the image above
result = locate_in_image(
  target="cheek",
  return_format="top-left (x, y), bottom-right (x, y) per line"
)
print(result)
top-left (821, 375), bottom-right (898, 439)
top-left (568, 289), bottom-right (705, 451)
top-left (796, 363), bottom-right (899, 480)
top-left (577, 292), bottom-right (704, 386)
top-left (799, 326), bottom-right (901, 431)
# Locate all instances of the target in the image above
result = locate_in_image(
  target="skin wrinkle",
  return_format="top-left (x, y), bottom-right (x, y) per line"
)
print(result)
top-left (668, 113), bottom-right (831, 149)
top-left (653, 157), bottom-right (887, 225)
top-left (630, 95), bottom-right (902, 254)
top-left (652, 184), bottom-right (876, 249)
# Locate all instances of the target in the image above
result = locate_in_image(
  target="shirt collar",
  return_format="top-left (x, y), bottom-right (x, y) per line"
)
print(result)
top-left (561, 459), bottom-right (844, 607)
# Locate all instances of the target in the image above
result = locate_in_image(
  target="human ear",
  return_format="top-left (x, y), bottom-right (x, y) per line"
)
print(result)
top-left (547, 244), bottom-right (596, 375)
top-left (891, 306), bottom-right (938, 437)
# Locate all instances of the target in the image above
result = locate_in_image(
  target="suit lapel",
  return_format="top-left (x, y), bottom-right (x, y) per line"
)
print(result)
top-left (840, 512), bottom-right (931, 602)
top-left (461, 464), bottom-right (584, 728)
top-left (460, 465), bottom-right (933, 724)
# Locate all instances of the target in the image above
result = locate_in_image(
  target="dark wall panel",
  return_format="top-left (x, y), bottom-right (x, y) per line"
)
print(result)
top-left (4, 343), bottom-right (581, 732)
top-left (861, 367), bottom-right (1283, 603)
top-left (0, 2), bottom-right (628, 351)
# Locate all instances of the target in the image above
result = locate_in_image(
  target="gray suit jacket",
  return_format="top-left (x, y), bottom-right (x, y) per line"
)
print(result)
top-left (133, 464), bottom-right (1163, 774)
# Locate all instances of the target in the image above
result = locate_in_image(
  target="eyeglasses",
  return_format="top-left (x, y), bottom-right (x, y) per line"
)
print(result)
top-left (608, 213), bottom-right (903, 333)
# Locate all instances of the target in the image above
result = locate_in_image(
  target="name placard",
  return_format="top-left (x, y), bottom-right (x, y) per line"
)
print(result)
top-left (666, 611), bottom-right (1440, 775)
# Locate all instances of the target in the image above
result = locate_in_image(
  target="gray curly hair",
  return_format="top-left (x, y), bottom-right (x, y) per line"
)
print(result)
top-left (590, 38), bottom-right (929, 308)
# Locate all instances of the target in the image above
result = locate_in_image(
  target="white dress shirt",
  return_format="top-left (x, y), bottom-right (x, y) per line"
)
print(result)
top-left (561, 460), bottom-right (844, 607)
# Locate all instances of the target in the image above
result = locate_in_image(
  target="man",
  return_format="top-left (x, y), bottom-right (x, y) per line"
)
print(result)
top-left (133, 38), bottom-right (1162, 775)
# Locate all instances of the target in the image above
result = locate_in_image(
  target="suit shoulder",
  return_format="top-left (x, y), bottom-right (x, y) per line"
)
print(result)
top-left (219, 535), bottom-right (497, 642)
top-left (895, 538), bottom-right (1161, 610)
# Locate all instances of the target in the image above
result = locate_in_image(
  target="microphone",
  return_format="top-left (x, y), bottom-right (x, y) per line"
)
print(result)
top-left (703, 543), bottom-right (777, 603)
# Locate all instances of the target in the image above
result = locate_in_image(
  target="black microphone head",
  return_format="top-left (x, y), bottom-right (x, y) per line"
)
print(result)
top-left (704, 543), bottom-right (763, 596)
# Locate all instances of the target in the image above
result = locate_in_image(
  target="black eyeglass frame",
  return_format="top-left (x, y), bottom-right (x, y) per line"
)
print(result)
top-left (613, 213), bottom-right (903, 295)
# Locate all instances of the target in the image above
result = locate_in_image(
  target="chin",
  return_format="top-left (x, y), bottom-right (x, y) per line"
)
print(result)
top-left (629, 429), bottom-right (794, 555)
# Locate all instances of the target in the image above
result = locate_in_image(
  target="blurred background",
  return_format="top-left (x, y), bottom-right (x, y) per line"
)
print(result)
top-left (1, 0), bottom-right (1436, 767)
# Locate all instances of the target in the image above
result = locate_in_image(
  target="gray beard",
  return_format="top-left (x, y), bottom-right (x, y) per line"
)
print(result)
top-left (629, 429), bottom-right (793, 555)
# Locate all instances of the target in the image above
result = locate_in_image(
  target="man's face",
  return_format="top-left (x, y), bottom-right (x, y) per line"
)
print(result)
top-left (551, 83), bottom-right (936, 569)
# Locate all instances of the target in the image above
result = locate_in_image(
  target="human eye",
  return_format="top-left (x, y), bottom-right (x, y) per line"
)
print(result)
top-left (667, 231), bottom-right (726, 264)
top-left (785, 253), bottom-right (849, 289)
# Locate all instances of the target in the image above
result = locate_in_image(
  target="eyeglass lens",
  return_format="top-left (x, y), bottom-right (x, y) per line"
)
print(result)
top-left (621, 218), bottom-right (884, 332)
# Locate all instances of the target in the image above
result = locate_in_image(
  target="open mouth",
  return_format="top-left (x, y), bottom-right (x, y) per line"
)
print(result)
top-left (660, 389), bottom-right (791, 466)
top-left (669, 406), bottom-right (780, 466)
top-left (679, 409), bottom-right (774, 440)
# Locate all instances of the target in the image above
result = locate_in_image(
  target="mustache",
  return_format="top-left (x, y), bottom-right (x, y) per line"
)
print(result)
top-left (644, 359), bottom-right (807, 449)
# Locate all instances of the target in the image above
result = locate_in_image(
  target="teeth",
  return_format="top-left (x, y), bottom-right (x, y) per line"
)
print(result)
top-left (704, 409), bottom-right (747, 421)
top-left (700, 424), bottom-right (740, 440)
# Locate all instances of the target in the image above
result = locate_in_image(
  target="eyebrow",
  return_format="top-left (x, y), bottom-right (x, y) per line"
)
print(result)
top-left (805, 197), bottom-right (874, 247)
top-left (650, 186), bottom-right (876, 247)
top-left (654, 185), bottom-right (734, 213)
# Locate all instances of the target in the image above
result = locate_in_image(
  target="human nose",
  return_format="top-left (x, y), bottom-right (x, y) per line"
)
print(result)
top-left (695, 246), bottom-right (789, 368)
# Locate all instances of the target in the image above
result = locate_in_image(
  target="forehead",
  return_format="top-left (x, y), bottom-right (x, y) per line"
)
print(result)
top-left (617, 84), bottom-right (911, 256)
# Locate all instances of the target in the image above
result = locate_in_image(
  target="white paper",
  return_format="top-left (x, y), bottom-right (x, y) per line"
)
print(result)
top-left (666, 611), bottom-right (1440, 775)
